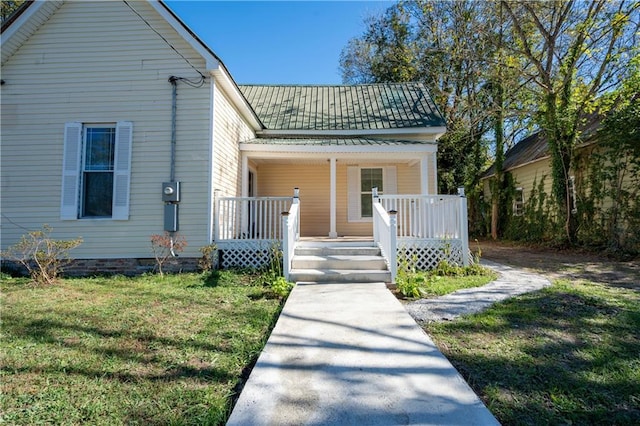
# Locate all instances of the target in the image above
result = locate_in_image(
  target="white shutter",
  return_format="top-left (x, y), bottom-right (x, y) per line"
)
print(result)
top-left (384, 166), bottom-right (397, 194)
top-left (60, 122), bottom-right (83, 220)
top-left (347, 166), bottom-right (360, 222)
top-left (112, 121), bottom-right (133, 220)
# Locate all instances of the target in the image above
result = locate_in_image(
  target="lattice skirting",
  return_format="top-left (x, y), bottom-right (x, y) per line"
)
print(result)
top-left (217, 241), bottom-right (281, 269)
top-left (397, 239), bottom-right (464, 271)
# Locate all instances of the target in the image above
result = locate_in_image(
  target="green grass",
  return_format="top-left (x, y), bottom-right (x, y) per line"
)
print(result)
top-left (426, 279), bottom-right (640, 425)
top-left (0, 271), bottom-right (284, 425)
top-left (395, 262), bottom-right (497, 299)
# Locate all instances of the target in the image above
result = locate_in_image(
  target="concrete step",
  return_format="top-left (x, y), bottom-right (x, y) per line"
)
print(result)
top-left (292, 255), bottom-right (387, 270)
top-left (288, 268), bottom-right (391, 283)
top-left (294, 246), bottom-right (382, 256)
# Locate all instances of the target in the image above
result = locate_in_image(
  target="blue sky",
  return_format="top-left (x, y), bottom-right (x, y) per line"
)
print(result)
top-left (164, 1), bottom-right (394, 84)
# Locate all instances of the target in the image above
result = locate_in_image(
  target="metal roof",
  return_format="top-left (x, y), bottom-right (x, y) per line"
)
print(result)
top-left (239, 83), bottom-right (446, 131)
top-left (241, 137), bottom-right (436, 146)
top-left (482, 115), bottom-right (602, 178)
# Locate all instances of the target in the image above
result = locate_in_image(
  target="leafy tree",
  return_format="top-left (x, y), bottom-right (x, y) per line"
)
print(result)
top-left (501, 0), bottom-right (639, 245)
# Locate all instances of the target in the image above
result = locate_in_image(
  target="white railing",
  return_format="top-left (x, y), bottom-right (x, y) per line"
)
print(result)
top-left (282, 198), bottom-right (301, 281)
top-left (215, 196), bottom-right (292, 241)
top-left (379, 194), bottom-right (466, 239)
top-left (374, 191), bottom-right (470, 279)
top-left (373, 201), bottom-right (398, 282)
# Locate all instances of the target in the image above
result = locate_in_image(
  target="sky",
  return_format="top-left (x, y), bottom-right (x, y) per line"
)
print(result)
top-left (164, 1), bottom-right (394, 85)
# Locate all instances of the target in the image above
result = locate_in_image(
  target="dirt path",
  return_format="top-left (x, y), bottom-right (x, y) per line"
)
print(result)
top-left (477, 239), bottom-right (639, 290)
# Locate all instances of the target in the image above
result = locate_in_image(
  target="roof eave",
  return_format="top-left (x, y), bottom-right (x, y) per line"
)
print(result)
top-left (256, 127), bottom-right (447, 139)
top-left (152, 0), bottom-right (264, 130)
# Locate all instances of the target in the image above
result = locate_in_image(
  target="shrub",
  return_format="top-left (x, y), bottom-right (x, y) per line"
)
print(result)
top-left (2, 225), bottom-right (82, 286)
top-left (150, 232), bottom-right (187, 277)
top-left (198, 244), bottom-right (217, 272)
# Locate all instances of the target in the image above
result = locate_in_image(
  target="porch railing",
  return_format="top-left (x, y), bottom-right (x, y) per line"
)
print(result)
top-left (215, 196), bottom-right (292, 242)
top-left (282, 198), bottom-right (301, 281)
top-left (378, 194), bottom-right (466, 239)
top-left (373, 190), bottom-right (470, 281)
top-left (372, 201), bottom-right (398, 282)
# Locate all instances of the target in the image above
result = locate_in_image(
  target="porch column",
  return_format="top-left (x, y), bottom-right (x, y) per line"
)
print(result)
top-left (420, 155), bottom-right (429, 195)
top-left (241, 154), bottom-right (249, 235)
top-left (241, 154), bottom-right (249, 198)
top-left (329, 157), bottom-right (337, 238)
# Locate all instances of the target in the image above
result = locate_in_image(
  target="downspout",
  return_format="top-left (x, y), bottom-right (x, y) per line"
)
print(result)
top-left (166, 76), bottom-right (179, 256)
top-left (169, 75), bottom-right (178, 182)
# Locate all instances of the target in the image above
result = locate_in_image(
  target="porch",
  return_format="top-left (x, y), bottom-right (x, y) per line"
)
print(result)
top-left (214, 190), bottom-right (469, 282)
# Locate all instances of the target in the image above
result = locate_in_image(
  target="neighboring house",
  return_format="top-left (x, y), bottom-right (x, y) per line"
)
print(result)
top-left (480, 118), bottom-right (600, 225)
top-left (2, 0), bottom-right (465, 276)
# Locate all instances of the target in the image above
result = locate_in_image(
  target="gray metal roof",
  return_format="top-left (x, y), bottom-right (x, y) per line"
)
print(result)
top-left (242, 137), bottom-right (436, 146)
top-left (239, 83), bottom-right (446, 131)
top-left (482, 115), bottom-right (602, 178)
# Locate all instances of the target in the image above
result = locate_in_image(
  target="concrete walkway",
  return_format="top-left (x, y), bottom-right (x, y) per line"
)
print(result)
top-left (227, 280), bottom-right (500, 425)
top-left (405, 260), bottom-right (551, 323)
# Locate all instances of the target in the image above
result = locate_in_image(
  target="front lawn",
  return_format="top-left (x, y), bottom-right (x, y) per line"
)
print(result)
top-left (0, 272), bottom-right (283, 425)
top-left (426, 279), bottom-right (640, 425)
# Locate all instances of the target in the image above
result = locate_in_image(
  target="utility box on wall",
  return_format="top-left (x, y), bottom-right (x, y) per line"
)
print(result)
top-left (164, 203), bottom-right (179, 232)
top-left (162, 181), bottom-right (180, 202)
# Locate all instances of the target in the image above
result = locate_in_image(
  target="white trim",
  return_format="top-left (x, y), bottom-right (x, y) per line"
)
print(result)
top-left (207, 79), bottom-right (216, 243)
top-left (209, 68), bottom-right (263, 130)
top-left (432, 152), bottom-right (438, 193)
top-left (420, 156), bottom-right (429, 195)
top-left (256, 127), bottom-right (447, 138)
top-left (148, 0), bottom-right (219, 70)
top-left (1, 0), bottom-right (56, 46)
top-left (240, 143), bottom-right (437, 154)
top-left (329, 158), bottom-right (337, 238)
top-left (149, 1), bottom-right (262, 131)
top-left (241, 154), bottom-right (249, 198)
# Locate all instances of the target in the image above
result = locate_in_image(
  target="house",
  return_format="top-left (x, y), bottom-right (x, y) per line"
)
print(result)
top-left (1, 0), bottom-right (468, 278)
top-left (480, 114), bottom-right (639, 249)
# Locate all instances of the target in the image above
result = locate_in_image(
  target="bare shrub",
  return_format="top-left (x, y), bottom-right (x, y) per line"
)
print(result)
top-left (2, 225), bottom-right (82, 285)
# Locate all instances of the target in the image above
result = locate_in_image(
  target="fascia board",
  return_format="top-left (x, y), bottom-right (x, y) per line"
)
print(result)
top-left (239, 143), bottom-right (438, 154)
top-left (152, 1), bottom-right (263, 131)
top-left (149, 0), bottom-right (219, 69)
top-left (1, 1), bottom-right (47, 42)
top-left (238, 151), bottom-right (435, 161)
top-left (256, 127), bottom-right (447, 139)
top-left (210, 68), bottom-right (263, 130)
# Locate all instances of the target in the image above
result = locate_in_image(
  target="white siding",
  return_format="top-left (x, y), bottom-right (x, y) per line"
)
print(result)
top-left (1, 1), bottom-right (215, 258)
top-left (213, 86), bottom-right (255, 197)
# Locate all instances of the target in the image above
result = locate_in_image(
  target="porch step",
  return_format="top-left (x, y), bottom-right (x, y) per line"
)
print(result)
top-left (289, 241), bottom-right (391, 283)
top-left (292, 255), bottom-right (387, 270)
top-left (288, 269), bottom-right (391, 283)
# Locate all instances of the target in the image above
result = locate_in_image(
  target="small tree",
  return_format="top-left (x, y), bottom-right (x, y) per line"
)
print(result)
top-left (2, 225), bottom-right (82, 285)
top-left (150, 232), bottom-right (187, 277)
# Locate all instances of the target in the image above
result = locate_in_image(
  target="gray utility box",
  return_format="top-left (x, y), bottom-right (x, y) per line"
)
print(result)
top-left (162, 181), bottom-right (180, 202)
top-left (164, 203), bottom-right (179, 232)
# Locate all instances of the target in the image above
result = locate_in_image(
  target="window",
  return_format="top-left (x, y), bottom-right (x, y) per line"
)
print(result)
top-left (61, 122), bottom-right (132, 220)
top-left (513, 187), bottom-right (524, 216)
top-left (360, 168), bottom-right (383, 218)
top-left (82, 126), bottom-right (115, 217)
top-left (347, 166), bottom-right (396, 222)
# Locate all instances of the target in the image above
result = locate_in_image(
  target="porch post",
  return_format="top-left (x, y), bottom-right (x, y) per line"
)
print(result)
top-left (420, 155), bottom-right (429, 195)
top-left (329, 157), bottom-right (337, 238)
top-left (241, 154), bottom-right (249, 235)
top-left (388, 209), bottom-right (398, 283)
